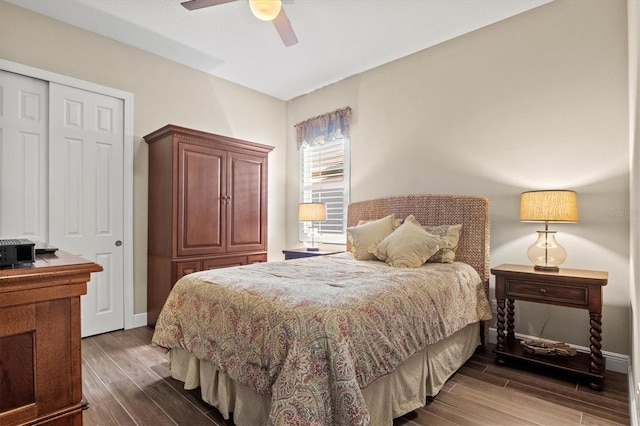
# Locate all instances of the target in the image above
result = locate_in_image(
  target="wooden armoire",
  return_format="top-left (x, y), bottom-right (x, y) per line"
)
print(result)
top-left (145, 125), bottom-right (274, 326)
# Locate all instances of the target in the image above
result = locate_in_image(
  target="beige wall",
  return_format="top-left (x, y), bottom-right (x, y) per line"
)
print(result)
top-left (287, 0), bottom-right (630, 355)
top-left (0, 1), bottom-right (288, 315)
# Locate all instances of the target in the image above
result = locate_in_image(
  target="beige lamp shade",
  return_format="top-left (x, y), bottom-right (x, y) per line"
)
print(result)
top-left (519, 190), bottom-right (579, 223)
top-left (298, 203), bottom-right (327, 222)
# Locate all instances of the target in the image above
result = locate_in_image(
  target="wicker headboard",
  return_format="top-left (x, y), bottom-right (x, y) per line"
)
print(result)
top-left (347, 194), bottom-right (490, 342)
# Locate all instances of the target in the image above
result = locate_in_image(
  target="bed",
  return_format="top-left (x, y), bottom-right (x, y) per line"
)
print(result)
top-left (152, 194), bottom-right (492, 425)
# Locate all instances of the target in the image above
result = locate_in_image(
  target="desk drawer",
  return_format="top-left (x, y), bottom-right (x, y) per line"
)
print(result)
top-left (505, 279), bottom-right (589, 307)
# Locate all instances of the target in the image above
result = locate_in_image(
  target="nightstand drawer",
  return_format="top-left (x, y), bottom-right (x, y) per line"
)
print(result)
top-left (505, 279), bottom-right (588, 307)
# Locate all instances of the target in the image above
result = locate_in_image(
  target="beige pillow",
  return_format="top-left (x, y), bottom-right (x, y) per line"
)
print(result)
top-left (347, 214), bottom-right (398, 261)
top-left (370, 215), bottom-right (441, 268)
top-left (424, 224), bottom-right (462, 263)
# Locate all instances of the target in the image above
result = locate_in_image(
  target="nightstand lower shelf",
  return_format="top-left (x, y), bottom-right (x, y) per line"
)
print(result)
top-left (495, 338), bottom-right (605, 387)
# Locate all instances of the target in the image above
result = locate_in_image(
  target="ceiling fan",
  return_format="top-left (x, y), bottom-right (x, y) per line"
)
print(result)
top-left (181, 0), bottom-right (298, 47)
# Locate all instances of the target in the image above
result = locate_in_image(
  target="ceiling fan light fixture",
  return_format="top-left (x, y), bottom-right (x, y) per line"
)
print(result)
top-left (249, 0), bottom-right (282, 21)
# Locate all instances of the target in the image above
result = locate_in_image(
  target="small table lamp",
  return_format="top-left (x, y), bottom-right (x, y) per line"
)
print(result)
top-left (519, 190), bottom-right (579, 271)
top-left (298, 202), bottom-right (327, 251)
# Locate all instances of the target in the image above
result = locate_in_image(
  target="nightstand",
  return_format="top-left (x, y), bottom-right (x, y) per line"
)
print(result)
top-left (491, 264), bottom-right (608, 390)
top-left (282, 248), bottom-right (343, 260)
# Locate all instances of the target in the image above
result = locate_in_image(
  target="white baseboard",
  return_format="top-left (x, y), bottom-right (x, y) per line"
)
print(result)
top-left (488, 327), bottom-right (628, 374)
top-left (129, 312), bottom-right (148, 329)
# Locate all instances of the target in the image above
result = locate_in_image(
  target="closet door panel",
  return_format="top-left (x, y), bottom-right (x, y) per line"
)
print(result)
top-left (49, 82), bottom-right (125, 337)
top-left (0, 71), bottom-right (48, 241)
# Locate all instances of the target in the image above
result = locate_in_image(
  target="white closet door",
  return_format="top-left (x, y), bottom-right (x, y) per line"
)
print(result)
top-left (0, 70), bottom-right (48, 241)
top-left (49, 82), bottom-right (125, 337)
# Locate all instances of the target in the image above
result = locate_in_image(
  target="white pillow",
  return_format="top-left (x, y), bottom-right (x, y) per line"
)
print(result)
top-left (370, 215), bottom-right (441, 268)
top-left (347, 214), bottom-right (398, 261)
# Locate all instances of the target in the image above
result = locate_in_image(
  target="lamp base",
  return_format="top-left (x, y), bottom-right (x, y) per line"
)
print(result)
top-left (533, 265), bottom-right (559, 272)
top-left (527, 230), bottom-right (567, 272)
top-left (306, 247), bottom-right (320, 252)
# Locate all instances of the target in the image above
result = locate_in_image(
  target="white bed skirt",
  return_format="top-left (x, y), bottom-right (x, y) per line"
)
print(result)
top-left (169, 322), bottom-right (480, 426)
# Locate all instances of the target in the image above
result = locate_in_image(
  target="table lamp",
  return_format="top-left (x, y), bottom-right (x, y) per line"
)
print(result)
top-left (519, 190), bottom-right (579, 271)
top-left (298, 202), bottom-right (327, 251)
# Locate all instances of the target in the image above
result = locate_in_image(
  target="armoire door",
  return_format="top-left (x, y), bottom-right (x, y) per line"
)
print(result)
top-left (177, 141), bottom-right (226, 257)
top-left (49, 82), bottom-right (125, 337)
top-left (226, 150), bottom-right (268, 253)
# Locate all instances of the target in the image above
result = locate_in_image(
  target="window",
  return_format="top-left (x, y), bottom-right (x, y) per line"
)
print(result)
top-left (296, 107), bottom-right (351, 245)
top-left (299, 137), bottom-right (350, 244)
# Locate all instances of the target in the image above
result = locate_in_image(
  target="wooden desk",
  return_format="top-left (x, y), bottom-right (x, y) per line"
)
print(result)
top-left (491, 264), bottom-right (607, 390)
top-left (0, 252), bottom-right (102, 425)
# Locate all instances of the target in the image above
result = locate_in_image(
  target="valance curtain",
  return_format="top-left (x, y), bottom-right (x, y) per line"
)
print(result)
top-left (295, 107), bottom-right (351, 149)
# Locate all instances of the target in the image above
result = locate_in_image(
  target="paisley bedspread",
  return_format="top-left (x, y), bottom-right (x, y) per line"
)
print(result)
top-left (152, 253), bottom-right (492, 425)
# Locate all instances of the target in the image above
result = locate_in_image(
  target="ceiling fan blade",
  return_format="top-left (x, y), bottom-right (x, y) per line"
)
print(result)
top-left (181, 0), bottom-right (236, 11)
top-left (272, 7), bottom-right (298, 47)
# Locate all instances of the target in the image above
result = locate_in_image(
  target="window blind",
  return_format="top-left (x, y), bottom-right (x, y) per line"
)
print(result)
top-left (299, 138), bottom-right (348, 243)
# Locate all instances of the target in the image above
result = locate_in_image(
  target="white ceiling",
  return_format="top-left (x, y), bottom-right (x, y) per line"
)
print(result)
top-left (6, 0), bottom-right (553, 100)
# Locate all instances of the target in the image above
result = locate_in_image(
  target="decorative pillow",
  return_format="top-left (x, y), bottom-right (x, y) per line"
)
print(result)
top-left (347, 214), bottom-right (398, 261)
top-left (424, 224), bottom-right (462, 263)
top-left (370, 215), bottom-right (441, 268)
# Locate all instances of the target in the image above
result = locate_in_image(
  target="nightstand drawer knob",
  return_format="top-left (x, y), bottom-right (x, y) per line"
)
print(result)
top-left (540, 288), bottom-right (547, 294)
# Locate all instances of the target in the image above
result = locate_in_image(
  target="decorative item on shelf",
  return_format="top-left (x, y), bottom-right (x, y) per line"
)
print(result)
top-left (520, 339), bottom-right (577, 357)
top-left (298, 202), bottom-right (327, 251)
top-left (519, 190), bottom-right (579, 272)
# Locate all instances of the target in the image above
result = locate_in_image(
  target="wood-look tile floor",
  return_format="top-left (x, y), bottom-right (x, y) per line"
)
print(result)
top-left (82, 327), bottom-right (630, 425)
